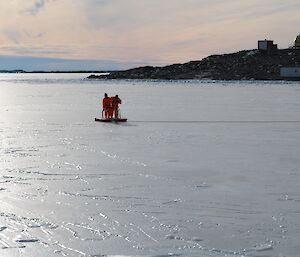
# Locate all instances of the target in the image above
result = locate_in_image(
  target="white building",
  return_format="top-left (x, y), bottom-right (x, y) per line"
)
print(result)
top-left (280, 67), bottom-right (300, 80)
top-left (258, 40), bottom-right (277, 51)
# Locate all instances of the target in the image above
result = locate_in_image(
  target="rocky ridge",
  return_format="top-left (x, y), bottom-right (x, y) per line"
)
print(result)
top-left (88, 49), bottom-right (300, 80)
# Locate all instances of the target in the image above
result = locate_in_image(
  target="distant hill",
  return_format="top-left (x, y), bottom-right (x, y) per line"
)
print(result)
top-left (0, 70), bottom-right (25, 73)
top-left (88, 49), bottom-right (300, 80)
top-left (0, 70), bottom-right (104, 73)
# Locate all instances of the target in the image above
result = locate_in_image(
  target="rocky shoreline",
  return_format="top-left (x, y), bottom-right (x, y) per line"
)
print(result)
top-left (88, 49), bottom-right (300, 80)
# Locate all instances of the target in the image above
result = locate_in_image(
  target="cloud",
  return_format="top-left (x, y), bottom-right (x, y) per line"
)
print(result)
top-left (0, 45), bottom-right (69, 56)
top-left (2, 29), bottom-right (47, 44)
top-left (3, 30), bottom-right (22, 44)
top-left (0, 55), bottom-right (146, 71)
top-left (24, 0), bottom-right (53, 16)
top-left (1, 0), bottom-right (299, 68)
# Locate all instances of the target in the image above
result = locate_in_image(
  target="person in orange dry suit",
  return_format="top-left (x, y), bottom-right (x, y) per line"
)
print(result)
top-left (102, 93), bottom-right (112, 118)
top-left (111, 95), bottom-right (122, 118)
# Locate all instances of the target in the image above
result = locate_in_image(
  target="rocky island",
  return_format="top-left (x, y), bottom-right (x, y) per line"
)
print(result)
top-left (88, 48), bottom-right (300, 80)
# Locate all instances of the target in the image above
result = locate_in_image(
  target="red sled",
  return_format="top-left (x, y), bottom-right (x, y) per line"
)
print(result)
top-left (95, 118), bottom-right (127, 123)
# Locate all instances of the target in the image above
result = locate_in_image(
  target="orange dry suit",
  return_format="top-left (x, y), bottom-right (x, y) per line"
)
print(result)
top-left (102, 96), bottom-right (112, 118)
top-left (111, 96), bottom-right (122, 118)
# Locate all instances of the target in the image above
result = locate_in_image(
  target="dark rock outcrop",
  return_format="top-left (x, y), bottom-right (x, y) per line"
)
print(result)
top-left (88, 49), bottom-right (300, 80)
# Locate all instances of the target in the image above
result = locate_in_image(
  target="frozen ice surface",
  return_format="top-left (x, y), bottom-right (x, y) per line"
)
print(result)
top-left (0, 74), bottom-right (300, 257)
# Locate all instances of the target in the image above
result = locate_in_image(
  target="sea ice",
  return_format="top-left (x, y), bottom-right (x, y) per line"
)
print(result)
top-left (0, 74), bottom-right (299, 256)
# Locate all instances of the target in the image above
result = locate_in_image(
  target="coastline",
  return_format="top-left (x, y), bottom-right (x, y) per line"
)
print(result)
top-left (87, 49), bottom-right (300, 81)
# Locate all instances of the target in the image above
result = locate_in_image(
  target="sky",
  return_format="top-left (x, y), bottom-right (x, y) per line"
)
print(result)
top-left (0, 0), bottom-right (299, 71)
